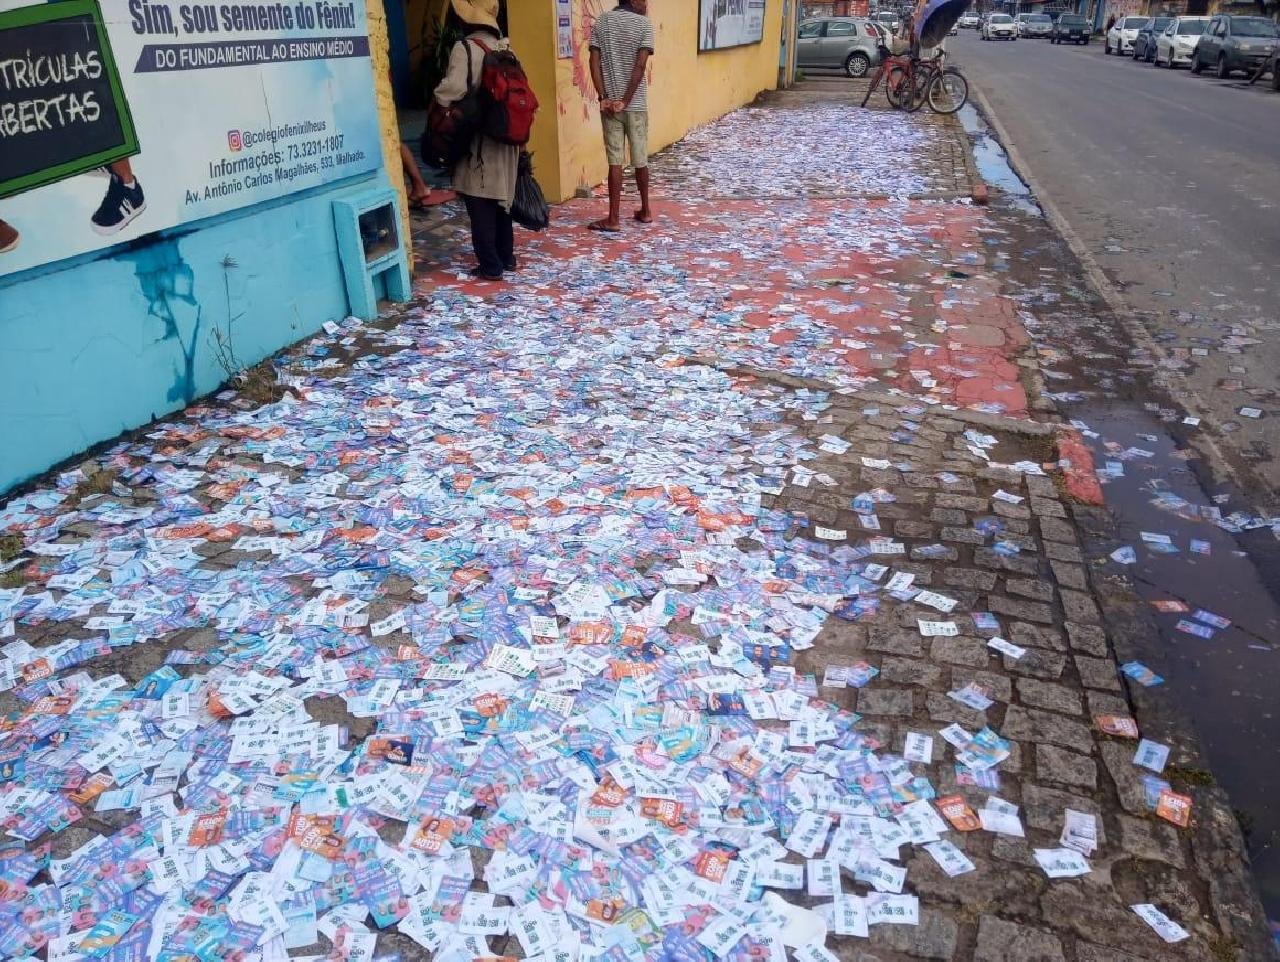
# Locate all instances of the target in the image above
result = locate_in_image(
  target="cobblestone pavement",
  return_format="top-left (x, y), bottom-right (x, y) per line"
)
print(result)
top-left (0, 83), bottom-right (1271, 960)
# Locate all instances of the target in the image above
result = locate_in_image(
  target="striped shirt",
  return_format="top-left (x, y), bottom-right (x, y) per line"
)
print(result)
top-left (589, 6), bottom-right (656, 112)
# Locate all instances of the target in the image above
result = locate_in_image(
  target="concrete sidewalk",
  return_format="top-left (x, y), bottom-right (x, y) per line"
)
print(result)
top-left (0, 81), bottom-right (1271, 960)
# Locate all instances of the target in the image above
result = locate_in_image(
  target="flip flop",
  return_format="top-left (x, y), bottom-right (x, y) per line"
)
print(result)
top-left (633, 211), bottom-right (653, 224)
top-left (588, 220), bottom-right (622, 233)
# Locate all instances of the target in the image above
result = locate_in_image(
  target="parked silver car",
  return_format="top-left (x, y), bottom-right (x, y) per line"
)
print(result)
top-left (1016, 13), bottom-right (1053, 38)
top-left (796, 17), bottom-right (883, 78)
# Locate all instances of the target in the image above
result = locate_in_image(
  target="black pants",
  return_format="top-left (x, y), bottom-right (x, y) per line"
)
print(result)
top-left (462, 194), bottom-right (514, 276)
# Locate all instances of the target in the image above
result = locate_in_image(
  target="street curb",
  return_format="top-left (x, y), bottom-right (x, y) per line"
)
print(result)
top-left (964, 78), bottom-right (1274, 509)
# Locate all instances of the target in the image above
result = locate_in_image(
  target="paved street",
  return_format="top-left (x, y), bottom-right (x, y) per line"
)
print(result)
top-left (952, 31), bottom-right (1280, 498)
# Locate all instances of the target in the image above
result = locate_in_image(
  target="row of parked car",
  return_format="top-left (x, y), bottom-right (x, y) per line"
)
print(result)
top-left (957, 11), bottom-right (1094, 43)
top-left (958, 9), bottom-right (1279, 85)
top-left (1105, 13), bottom-right (1278, 80)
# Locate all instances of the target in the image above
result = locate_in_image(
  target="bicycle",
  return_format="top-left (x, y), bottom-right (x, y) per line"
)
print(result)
top-left (901, 48), bottom-right (971, 115)
top-left (860, 42), bottom-right (915, 109)
top-left (861, 44), bottom-right (969, 115)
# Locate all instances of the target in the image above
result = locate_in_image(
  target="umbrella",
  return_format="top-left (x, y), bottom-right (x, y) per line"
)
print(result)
top-left (916, 0), bottom-right (973, 47)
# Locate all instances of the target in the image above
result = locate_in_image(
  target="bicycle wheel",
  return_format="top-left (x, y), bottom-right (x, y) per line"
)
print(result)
top-left (927, 67), bottom-right (969, 114)
top-left (901, 69), bottom-right (929, 113)
top-left (885, 65), bottom-right (911, 108)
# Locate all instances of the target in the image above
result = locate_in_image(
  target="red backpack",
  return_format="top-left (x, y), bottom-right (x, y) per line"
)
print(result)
top-left (471, 38), bottom-right (539, 147)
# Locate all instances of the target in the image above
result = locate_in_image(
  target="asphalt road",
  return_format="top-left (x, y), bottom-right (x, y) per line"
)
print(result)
top-left (952, 30), bottom-right (1280, 499)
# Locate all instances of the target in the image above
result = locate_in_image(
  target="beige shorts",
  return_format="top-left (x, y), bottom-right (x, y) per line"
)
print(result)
top-left (602, 110), bottom-right (649, 169)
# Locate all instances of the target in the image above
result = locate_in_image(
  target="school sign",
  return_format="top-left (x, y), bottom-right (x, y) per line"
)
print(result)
top-left (0, 0), bottom-right (381, 277)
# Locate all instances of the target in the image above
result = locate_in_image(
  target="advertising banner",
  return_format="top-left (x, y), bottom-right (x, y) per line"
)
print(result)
top-left (0, 0), bottom-right (381, 279)
top-left (699, 0), bottom-right (767, 52)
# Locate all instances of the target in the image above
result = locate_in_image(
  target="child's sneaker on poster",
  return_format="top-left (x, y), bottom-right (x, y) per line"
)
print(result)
top-left (0, 219), bottom-right (18, 253)
top-left (91, 173), bottom-right (146, 236)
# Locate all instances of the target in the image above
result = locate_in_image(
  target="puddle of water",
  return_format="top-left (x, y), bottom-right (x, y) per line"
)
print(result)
top-left (957, 104), bottom-right (1041, 216)
top-left (1073, 400), bottom-right (1280, 915)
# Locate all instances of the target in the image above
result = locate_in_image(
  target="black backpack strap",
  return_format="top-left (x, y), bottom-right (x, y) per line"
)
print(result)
top-left (463, 40), bottom-right (475, 93)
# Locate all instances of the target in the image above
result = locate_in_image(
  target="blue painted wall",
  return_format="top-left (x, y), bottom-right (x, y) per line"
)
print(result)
top-left (0, 172), bottom-right (390, 495)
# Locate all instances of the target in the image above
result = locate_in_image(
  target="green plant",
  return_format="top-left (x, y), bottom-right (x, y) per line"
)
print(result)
top-left (420, 14), bottom-right (464, 105)
top-left (209, 255), bottom-right (246, 382)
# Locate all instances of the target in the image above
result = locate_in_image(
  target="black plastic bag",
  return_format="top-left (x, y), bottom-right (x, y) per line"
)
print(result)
top-left (511, 152), bottom-right (550, 232)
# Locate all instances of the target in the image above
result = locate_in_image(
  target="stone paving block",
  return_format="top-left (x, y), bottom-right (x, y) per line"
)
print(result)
top-left (894, 519), bottom-right (935, 538)
top-left (1008, 622), bottom-right (1067, 651)
top-left (1038, 886), bottom-right (1164, 955)
top-left (1036, 744), bottom-right (1098, 790)
top-left (949, 668), bottom-right (1014, 705)
top-left (942, 567), bottom-right (998, 591)
top-left (992, 500), bottom-right (1032, 520)
top-left (973, 915), bottom-right (1066, 962)
top-left (866, 626), bottom-right (925, 658)
top-left (1022, 784), bottom-right (1107, 845)
top-left (1086, 690), bottom-right (1130, 718)
top-left (878, 656), bottom-right (943, 688)
top-left (1074, 654), bottom-right (1123, 692)
top-left (1003, 706), bottom-right (1092, 751)
top-left (936, 493), bottom-right (988, 512)
top-left (1100, 741), bottom-right (1150, 815)
top-left (1074, 943), bottom-right (1156, 962)
top-left (1016, 678), bottom-right (1083, 716)
top-left (1066, 621), bottom-right (1109, 656)
top-left (1006, 578), bottom-right (1055, 602)
top-left (909, 846), bottom-right (1044, 917)
top-left (1049, 560), bottom-right (1088, 591)
top-left (856, 688), bottom-right (915, 716)
top-left (1060, 589), bottom-right (1101, 625)
top-left (905, 473), bottom-right (942, 490)
top-left (930, 635), bottom-right (991, 668)
top-left (1004, 648), bottom-right (1068, 681)
top-left (941, 526), bottom-right (987, 545)
top-left (990, 834), bottom-right (1037, 867)
top-left (1030, 496), bottom-right (1067, 519)
top-left (1043, 541), bottom-right (1084, 563)
top-left (1118, 814), bottom-right (1186, 868)
top-left (975, 547), bottom-right (1042, 574)
top-left (926, 691), bottom-right (988, 729)
top-left (988, 594), bottom-right (1055, 625)
top-left (1038, 517), bottom-right (1078, 544)
top-left (1000, 533), bottom-right (1038, 552)
top-left (867, 907), bottom-right (958, 960)
top-left (930, 507), bottom-right (968, 525)
top-left (1026, 475), bottom-right (1058, 498)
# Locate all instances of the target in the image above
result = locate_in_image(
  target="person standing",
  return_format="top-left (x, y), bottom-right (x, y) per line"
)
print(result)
top-left (588, 0), bottom-right (655, 233)
top-left (434, 0), bottom-right (520, 280)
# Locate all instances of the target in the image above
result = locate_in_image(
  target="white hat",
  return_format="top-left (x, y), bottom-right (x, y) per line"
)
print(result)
top-left (451, 0), bottom-right (500, 31)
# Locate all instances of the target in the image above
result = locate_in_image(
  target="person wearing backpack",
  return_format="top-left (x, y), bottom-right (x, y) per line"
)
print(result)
top-left (433, 0), bottom-right (537, 281)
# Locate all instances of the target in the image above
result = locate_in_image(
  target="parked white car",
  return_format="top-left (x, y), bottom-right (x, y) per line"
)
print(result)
top-left (982, 14), bottom-right (1018, 40)
top-left (1106, 15), bottom-right (1148, 55)
top-left (1153, 15), bottom-right (1210, 67)
top-left (958, 12), bottom-right (982, 28)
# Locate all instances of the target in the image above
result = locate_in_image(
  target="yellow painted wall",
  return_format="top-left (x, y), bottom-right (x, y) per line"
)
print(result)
top-left (510, 1), bottom-right (785, 202)
top-left (368, 0), bottom-right (413, 259)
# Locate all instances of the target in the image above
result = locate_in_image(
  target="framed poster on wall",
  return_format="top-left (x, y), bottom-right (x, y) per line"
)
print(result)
top-left (699, 0), bottom-right (767, 52)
